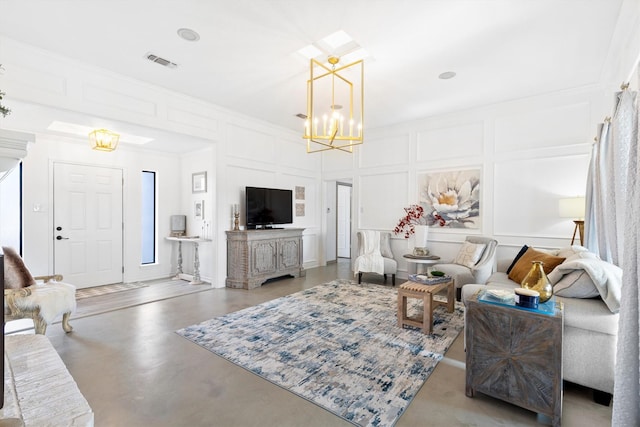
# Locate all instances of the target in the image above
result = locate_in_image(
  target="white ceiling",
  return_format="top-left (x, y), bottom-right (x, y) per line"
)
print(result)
top-left (0, 0), bottom-right (632, 152)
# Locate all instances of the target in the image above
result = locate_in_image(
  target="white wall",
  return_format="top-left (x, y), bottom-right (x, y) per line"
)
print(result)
top-left (178, 146), bottom-right (216, 283)
top-left (19, 134), bottom-right (185, 280)
top-left (219, 122), bottom-right (322, 286)
top-left (0, 36), bottom-right (324, 287)
top-left (1, 27), bottom-right (637, 285)
top-left (327, 86), bottom-right (605, 278)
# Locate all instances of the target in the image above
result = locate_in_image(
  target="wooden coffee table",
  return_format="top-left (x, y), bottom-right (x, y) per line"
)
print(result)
top-left (397, 279), bottom-right (454, 334)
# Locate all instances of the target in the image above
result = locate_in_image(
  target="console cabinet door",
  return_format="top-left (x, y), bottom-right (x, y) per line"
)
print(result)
top-left (250, 240), bottom-right (277, 275)
top-left (279, 237), bottom-right (301, 270)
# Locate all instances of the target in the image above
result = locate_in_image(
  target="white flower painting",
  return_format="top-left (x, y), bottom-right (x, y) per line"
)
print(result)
top-left (418, 168), bottom-right (481, 229)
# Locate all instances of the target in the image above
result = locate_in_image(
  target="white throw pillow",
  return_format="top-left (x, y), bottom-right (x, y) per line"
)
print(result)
top-left (453, 241), bottom-right (487, 269)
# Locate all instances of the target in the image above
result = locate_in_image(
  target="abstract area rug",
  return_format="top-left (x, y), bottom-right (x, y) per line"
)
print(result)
top-left (176, 279), bottom-right (464, 427)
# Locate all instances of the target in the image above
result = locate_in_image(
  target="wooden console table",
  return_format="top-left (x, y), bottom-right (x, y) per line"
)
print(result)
top-left (166, 237), bottom-right (211, 285)
top-left (226, 228), bottom-right (304, 289)
top-left (465, 292), bottom-right (563, 426)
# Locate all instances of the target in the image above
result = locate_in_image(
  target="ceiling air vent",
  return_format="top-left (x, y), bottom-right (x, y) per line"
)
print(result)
top-left (145, 53), bottom-right (178, 69)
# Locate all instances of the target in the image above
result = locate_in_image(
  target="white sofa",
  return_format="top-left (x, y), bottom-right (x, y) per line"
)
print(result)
top-left (462, 246), bottom-right (620, 400)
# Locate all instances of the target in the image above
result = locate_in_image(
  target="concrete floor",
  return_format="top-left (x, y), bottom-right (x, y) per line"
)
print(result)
top-left (44, 260), bottom-right (613, 427)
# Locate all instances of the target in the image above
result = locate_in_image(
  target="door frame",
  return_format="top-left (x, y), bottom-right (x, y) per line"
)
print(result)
top-left (51, 160), bottom-right (125, 286)
top-left (336, 182), bottom-right (352, 259)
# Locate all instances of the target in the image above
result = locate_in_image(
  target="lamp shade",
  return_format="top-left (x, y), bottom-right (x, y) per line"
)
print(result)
top-left (559, 197), bottom-right (585, 219)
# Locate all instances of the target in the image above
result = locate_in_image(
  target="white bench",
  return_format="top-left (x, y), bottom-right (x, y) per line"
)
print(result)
top-left (1, 335), bottom-right (93, 426)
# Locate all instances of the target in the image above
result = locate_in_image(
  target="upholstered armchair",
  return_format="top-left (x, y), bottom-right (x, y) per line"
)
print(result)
top-left (3, 246), bottom-right (76, 334)
top-left (432, 236), bottom-right (498, 300)
top-left (353, 230), bottom-right (397, 286)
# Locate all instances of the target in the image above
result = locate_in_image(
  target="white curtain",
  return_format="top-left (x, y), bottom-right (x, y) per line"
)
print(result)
top-left (585, 91), bottom-right (636, 265)
top-left (611, 90), bottom-right (640, 425)
top-left (585, 120), bottom-right (612, 260)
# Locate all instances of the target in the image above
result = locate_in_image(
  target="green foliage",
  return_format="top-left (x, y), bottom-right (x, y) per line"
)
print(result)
top-left (0, 90), bottom-right (11, 117)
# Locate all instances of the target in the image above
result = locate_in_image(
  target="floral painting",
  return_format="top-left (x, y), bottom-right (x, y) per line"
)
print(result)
top-left (418, 168), bottom-right (481, 229)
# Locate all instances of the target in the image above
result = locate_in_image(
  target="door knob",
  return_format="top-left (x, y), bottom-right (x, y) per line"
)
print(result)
top-left (56, 226), bottom-right (62, 231)
top-left (56, 235), bottom-right (69, 240)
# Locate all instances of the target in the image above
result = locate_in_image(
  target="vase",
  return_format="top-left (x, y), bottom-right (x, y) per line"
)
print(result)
top-left (413, 225), bottom-right (429, 249)
top-left (521, 260), bottom-right (553, 303)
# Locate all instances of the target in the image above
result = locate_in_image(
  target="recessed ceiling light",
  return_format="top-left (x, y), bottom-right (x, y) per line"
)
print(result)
top-left (177, 28), bottom-right (200, 42)
top-left (439, 71), bottom-right (457, 80)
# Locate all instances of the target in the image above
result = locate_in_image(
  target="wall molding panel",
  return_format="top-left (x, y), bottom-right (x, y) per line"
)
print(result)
top-left (416, 121), bottom-right (484, 161)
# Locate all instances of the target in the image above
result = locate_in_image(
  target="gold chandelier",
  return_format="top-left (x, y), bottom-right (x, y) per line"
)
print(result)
top-left (89, 129), bottom-right (120, 152)
top-left (303, 56), bottom-right (364, 153)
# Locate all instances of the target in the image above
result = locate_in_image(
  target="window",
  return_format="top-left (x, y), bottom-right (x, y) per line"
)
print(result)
top-left (141, 171), bottom-right (156, 264)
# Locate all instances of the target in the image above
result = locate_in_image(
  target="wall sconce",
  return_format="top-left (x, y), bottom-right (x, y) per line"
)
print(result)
top-left (559, 197), bottom-right (585, 245)
top-left (89, 129), bottom-right (120, 152)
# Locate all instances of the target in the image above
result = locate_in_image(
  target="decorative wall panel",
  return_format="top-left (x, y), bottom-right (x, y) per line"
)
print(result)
top-left (228, 124), bottom-right (275, 162)
top-left (279, 137), bottom-right (322, 173)
top-left (417, 122), bottom-right (483, 161)
top-left (167, 107), bottom-right (219, 132)
top-left (495, 102), bottom-right (590, 153)
top-left (83, 84), bottom-right (157, 116)
top-left (359, 134), bottom-right (410, 169)
top-left (8, 64), bottom-right (67, 96)
top-left (359, 172), bottom-right (409, 230)
top-left (494, 154), bottom-right (589, 238)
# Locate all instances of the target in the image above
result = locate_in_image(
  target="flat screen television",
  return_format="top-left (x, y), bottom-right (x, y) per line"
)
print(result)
top-left (245, 186), bottom-right (293, 229)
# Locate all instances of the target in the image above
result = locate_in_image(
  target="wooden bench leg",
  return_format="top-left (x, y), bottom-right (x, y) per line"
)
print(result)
top-left (424, 293), bottom-right (434, 334)
top-left (62, 312), bottom-right (73, 333)
top-left (447, 281), bottom-right (455, 312)
top-left (398, 292), bottom-right (411, 329)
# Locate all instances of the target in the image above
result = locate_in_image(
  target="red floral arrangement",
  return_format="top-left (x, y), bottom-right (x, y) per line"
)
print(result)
top-left (394, 204), bottom-right (426, 238)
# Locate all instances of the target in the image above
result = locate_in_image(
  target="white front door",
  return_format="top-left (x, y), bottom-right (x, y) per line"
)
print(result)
top-left (337, 183), bottom-right (351, 258)
top-left (53, 163), bottom-right (123, 288)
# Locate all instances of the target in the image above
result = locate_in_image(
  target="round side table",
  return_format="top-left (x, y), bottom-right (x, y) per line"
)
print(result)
top-left (403, 254), bottom-right (440, 275)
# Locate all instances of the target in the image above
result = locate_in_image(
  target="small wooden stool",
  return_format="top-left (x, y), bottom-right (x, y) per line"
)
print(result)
top-left (397, 279), bottom-right (454, 334)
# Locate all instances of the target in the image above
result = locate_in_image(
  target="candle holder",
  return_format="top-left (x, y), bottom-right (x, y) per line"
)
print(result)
top-left (233, 212), bottom-right (240, 231)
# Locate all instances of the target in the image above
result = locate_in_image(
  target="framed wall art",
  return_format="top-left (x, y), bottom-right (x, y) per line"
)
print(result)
top-left (417, 168), bottom-right (481, 229)
top-left (192, 171), bottom-right (207, 193)
top-left (194, 200), bottom-right (204, 220)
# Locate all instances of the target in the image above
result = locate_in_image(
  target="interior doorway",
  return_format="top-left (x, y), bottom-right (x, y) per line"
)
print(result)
top-left (337, 182), bottom-right (352, 258)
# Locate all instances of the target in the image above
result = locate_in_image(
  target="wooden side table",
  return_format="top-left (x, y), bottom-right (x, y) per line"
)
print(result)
top-left (403, 254), bottom-right (440, 275)
top-left (465, 292), bottom-right (564, 426)
top-left (397, 278), bottom-right (454, 334)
